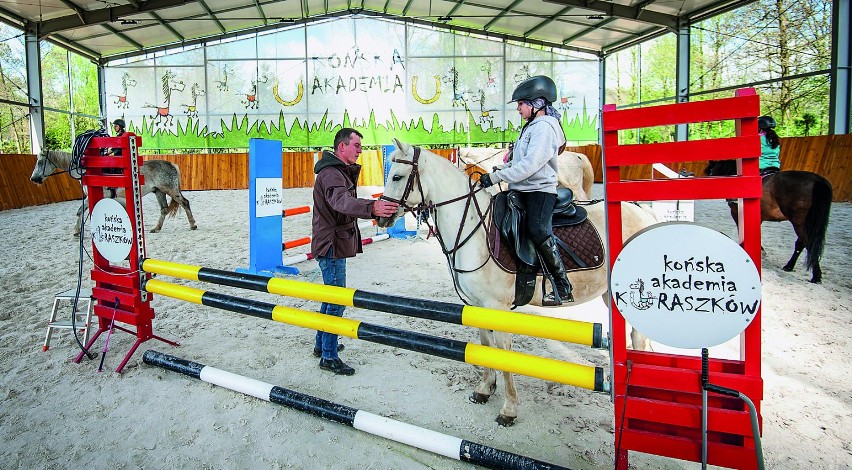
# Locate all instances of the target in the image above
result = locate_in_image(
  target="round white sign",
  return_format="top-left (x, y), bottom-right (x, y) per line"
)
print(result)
top-left (90, 198), bottom-right (134, 263)
top-left (611, 222), bottom-right (761, 349)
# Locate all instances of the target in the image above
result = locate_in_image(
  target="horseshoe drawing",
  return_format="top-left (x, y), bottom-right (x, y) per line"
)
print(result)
top-left (411, 75), bottom-right (441, 104)
top-left (273, 80), bottom-right (304, 106)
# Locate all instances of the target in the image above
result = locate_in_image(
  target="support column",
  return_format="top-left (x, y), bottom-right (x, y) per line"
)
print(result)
top-left (98, 64), bottom-right (108, 128)
top-left (599, 54), bottom-right (606, 144)
top-left (675, 21), bottom-right (690, 141)
top-left (829, 0), bottom-right (850, 135)
top-left (25, 29), bottom-right (44, 154)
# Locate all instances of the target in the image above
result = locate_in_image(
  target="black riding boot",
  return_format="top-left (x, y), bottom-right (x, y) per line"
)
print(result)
top-left (538, 237), bottom-right (574, 304)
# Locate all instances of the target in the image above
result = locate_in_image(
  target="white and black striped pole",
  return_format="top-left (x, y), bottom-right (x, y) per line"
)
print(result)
top-left (143, 350), bottom-right (569, 470)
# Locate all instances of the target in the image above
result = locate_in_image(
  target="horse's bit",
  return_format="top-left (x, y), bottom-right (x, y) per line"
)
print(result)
top-left (381, 146), bottom-right (493, 275)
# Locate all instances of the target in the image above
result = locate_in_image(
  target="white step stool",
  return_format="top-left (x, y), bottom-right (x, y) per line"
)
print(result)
top-left (43, 287), bottom-right (95, 352)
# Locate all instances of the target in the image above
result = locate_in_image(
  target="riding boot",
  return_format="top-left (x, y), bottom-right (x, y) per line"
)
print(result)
top-left (538, 237), bottom-right (574, 304)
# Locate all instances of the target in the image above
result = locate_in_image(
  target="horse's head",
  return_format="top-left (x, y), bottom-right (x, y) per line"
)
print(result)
top-left (704, 160), bottom-right (737, 176)
top-left (376, 138), bottom-right (419, 228)
top-left (30, 149), bottom-right (58, 184)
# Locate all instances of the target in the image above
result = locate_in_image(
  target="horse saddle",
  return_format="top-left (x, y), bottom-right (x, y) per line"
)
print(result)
top-left (490, 188), bottom-right (604, 307)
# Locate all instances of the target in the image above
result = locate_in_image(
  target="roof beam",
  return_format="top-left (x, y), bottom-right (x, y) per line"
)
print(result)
top-left (57, 0), bottom-right (87, 24)
top-left (543, 0), bottom-right (678, 29)
top-left (197, 0), bottom-right (226, 34)
top-left (562, 17), bottom-right (617, 44)
top-left (120, 0), bottom-right (185, 39)
top-left (483, 0), bottom-right (524, 31)
top-left (401, 0), bottom-right (415, 16)
top-left (446, 1), bottom-right (468, 17)
top-left (252, 0), bottom-right (268, 26)
top-left (524, 5), bottom-right (575, 37)
top-left (602, 26), bottom-right (668, 55)
top-left (101, 23), bottom-right (144, 50)
top-left (150, 11), bottom-right (186, 41)
top-left (35, 0), bottom-right (198, 35)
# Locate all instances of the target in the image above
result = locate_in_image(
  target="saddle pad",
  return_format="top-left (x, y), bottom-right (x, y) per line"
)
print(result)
top-left (491, 219), bottom-right (605, 275)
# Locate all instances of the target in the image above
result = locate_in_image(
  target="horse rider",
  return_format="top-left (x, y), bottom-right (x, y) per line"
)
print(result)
top-left (758, 115), bottom-right (781, 176)
top-left (109, 119), bottom-right (127, 156)
top-left (477, 75), bottom-right (574, 304)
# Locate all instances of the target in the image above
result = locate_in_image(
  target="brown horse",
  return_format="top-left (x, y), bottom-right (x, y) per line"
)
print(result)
top-left (704, 160), bottom-right (832, 283)
top-left (30, 149), bottom-right (198, 235)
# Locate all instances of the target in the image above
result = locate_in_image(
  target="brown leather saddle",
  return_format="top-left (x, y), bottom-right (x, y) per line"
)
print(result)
top-left (490, 188), bottom-right (605, 307)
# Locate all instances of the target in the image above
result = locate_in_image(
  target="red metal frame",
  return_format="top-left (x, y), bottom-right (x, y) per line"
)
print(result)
top-left (604, 88), bottom-right (763, 469)
top-left (73, 133), bottom-right (178, 372)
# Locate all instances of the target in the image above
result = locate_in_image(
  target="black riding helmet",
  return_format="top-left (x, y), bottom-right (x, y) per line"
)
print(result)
top-left (112, 118), bottom-right (126, 130)
top-left (758, 115), bottom-right (776, 130)
top-left (508, 75), bottom-right (557, 104)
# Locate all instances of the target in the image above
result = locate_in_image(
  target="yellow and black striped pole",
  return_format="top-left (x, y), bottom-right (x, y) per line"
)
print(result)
top-left (142, 258), bottom-right (605, 348)
top-left (144, 278), bottom-right (605, 392)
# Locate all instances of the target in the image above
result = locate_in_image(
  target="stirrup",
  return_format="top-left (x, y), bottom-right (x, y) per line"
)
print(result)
top-left (540, 276), bottom-right (574, 306)
top-left (542, 290), bottom-right (574, 306)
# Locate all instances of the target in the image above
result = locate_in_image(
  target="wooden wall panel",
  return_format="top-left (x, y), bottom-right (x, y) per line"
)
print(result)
top-left (2, 136), bottom-right (849, 211)
top-left (0, 154), bottom-right (83, 210)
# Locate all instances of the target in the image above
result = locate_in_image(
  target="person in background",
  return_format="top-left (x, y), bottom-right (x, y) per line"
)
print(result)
top-left (758, 115), bottom-right (781, 176)
top-left (311, 128), bottom-right (399, 375)
top-left (478, 75), bottom-right (573, 305)
top-left (109, 119), bottom-right (126, 156)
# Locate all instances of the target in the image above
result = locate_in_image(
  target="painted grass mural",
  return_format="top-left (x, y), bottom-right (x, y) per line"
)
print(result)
top-left (136, 107), bottom-right (598, 151)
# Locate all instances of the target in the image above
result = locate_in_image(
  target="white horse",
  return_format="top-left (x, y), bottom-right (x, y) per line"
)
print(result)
top-left (30, 149), bottom-right (197, 235)
top-left (457, 147), bottom-right (595, 200)
top-left (377, 139), bottom-right (657, 426)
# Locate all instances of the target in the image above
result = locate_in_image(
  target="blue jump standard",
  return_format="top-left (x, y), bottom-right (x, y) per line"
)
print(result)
top-left (143, 350), bottom-right (570, 470)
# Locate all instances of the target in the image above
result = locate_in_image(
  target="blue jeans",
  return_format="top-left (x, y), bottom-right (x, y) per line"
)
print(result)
top-left (315, 249), bottom-right (346, 360)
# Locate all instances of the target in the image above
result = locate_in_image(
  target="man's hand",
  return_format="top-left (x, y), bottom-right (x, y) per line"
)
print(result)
top-left (479, 173), bottom-right (495, 188)
top-left (372, 199), bottom-right (399, 217)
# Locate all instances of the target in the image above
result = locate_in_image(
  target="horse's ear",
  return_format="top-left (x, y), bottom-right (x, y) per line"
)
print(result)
top-left (392, 138), bottom-right (410, 155)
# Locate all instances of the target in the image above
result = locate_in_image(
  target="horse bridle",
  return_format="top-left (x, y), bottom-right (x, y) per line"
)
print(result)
top-left (35, 151), bottom-right (68, 180)
top-left (379, 146), bottom-right (423, 210)
top-left (380, 146), bottom-right (494, 276)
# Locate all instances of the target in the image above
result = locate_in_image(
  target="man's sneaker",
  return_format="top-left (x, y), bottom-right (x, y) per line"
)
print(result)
top-left (313, 344), bottom-right (344, 357)
top-left (319, 358), bottom-right (355, 375)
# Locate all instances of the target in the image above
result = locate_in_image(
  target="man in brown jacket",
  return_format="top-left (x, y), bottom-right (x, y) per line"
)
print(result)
top-left (311, 128), bottom-right (399, 375)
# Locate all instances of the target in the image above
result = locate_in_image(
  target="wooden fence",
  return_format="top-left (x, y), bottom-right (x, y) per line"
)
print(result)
top-left (2, 136), bottom-right (848, 211)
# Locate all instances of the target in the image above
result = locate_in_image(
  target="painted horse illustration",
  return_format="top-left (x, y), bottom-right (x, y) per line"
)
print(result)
top-left (513, 65), bottom-right (531, 83)
top-left (377, 140), bottom-right (657, 426)
top-left (215, 64), bottom-right (235, 92)
top-left (143, 70), bottom-right (186, 128)
top-left (442, 67), bottom-right (468, 108)
top-left (241, 75), bottom-right (269, 109)
top-left (30, 149), bottom-right (197, 235)
top-left (469, 89), bottom-right (497, 128)
top-left (182, 83), bottom-right (205, 119)
top-left (112, 72), bottom-right (137, 109)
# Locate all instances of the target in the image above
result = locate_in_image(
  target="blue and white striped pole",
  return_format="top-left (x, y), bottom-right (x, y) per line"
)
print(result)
top-left (143, 350), bottom-right (569, 470)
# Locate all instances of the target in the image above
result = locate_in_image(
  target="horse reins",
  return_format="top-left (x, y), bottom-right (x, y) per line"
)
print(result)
top-left (35, 151), bottom-right (70, 180)
top-left (381, 146), bottom-right (494, 275)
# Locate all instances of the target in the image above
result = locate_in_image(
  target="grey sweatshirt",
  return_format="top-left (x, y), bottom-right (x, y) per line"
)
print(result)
top-left (490, 115), bottom-right (565, 194)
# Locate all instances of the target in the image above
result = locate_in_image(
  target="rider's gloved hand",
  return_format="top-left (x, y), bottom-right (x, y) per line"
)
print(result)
top-left (479, 173), bottom-right (495, 188)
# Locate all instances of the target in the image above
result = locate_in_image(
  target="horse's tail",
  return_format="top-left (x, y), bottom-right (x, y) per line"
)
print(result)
top-left (166, 197), bottom-right (181, 218)
top-left (805, 177), bottom-right (833, 270)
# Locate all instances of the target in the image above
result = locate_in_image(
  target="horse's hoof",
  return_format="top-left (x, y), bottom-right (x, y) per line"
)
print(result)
top-left (496, 415), bottom-right (516, 427)
top-left (782, 265), bottom-right (794, 272)
top-left (190, 226), bottom-right (198, 230)
top-left (810, 278), bottom-right (822, 284)
top-left (469, 392), bottom-right (490, 404)
top-left (150, 228), bottom-right (160, 233)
